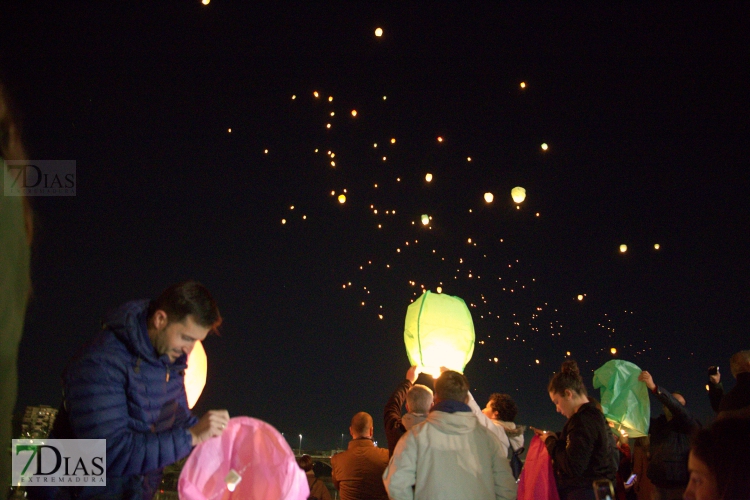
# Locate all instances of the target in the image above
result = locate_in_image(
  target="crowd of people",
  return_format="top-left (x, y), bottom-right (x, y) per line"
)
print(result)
top-left (0, 277), bottom-right (746, 500)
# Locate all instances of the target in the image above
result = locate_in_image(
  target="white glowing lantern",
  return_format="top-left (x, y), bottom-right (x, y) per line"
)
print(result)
top-left (375, 27), bottom-right (383, 37)
top-left (620, 244), bottom-right (628, 253)
top-left (511, 186), bottom-right (526, 203)
top-left (201, 0), bottom-right (210, 5)
top-left (421, 214), bottom-right (430, 226)
top-left (484, 192), bottom-right (494, 203)
top-left (404, 291), bottom-right (475, 378)
top-left (654, 244), bottom-right (660, 250)
top-left (425, 173), bottom-right (433, 182)
top-left (184, 340), bottom-right (207, 409)
top-left (541, 143), bottom-right (548, 151)
top-left (338, 194), bottom-right (346, 204)
top-left (577, 295), bottom-right (584, 301)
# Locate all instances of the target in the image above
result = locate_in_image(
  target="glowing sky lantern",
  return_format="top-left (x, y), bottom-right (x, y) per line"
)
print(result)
top-left (421, 214), bottom-right (430, 226)
top-left (484, 192), bottom-right (494, 203)
top-left (520, 82), bottom-right (526, 88)
top-left (577, 295), bottom-right (584, 301)
top-left (425, 173), bottom-right (433, 182)
top-left (593, 360), bottom-right (650, 438)
top-left (313, 91), bottom-right (319, 98)
top-left (610, 347), bottom-right (617, 355)
top-left (338, 194), bottom-right (346, 204)
top-left (541, 143), bottom-right (548, 151)
top-left (511, 186), bottom-right (526, 203)
top-left (437, 136), bottom-right (443, 142)
top-left (184, 340), bottom-right (207, 409)
top-left (375, 27), bottom-right (383, 37)
top-left (404, 291), bottom-right (475, 378)
top-left (351, 110), bottom-right (357, 117)
top-left (620, 244), bottom-right (628, 253)
top-left (654, 243), bottom-right (660, 250)
top-left (201, 0), bottom-right (210, 5)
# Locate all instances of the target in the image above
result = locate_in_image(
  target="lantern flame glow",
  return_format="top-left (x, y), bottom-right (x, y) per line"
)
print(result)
top-left (511, 186), bottom-right (526, 203)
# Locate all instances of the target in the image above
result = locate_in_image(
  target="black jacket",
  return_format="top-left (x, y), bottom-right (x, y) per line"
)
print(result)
top-left (646, 385), bottom-right (701, 488)
top-left (546, 402), bottom-right (617, 494)
top-left (708, 372), bottom-right (750, 413)
top-left (383, 379), bottom-right (411, 457)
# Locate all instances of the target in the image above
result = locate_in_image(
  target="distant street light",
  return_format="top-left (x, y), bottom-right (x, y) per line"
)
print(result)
top-left (341, 433), bottom-right (344, 450)
top-left (299, 434), bottom-right (302, 455)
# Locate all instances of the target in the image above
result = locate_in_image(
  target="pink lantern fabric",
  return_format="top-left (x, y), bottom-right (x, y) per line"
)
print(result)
top-left (517, 435), bottom-right (561, 500)
top-left (178, 417), bottom-right (310, 500)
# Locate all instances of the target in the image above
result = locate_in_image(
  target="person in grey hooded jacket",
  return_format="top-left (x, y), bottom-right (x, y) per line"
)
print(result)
top-left (384, 365), bottom-right (434, 456)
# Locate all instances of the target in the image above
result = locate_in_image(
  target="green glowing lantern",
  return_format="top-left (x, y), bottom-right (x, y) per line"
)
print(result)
top-left (404, 291), bottom-right (475, 377)
top-left (593, 360), bottom-right (650, 438)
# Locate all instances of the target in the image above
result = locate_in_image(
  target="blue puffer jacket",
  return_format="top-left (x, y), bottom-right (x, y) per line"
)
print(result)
top-left (61, 299), bottom-right (197, 495)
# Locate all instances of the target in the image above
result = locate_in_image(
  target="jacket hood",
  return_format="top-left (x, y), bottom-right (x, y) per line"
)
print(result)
top-left (402, 412), bottom-right (427, 431)
top-left (499, 421), bottom-right (526, 438)
top-left (426, 410), bottom-right (477, 435)
top-left (103, 299), bottom-right (186, 367)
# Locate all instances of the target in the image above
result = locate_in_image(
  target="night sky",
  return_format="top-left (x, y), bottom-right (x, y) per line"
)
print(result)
top-left (3, 3), bottom-right (749, 452)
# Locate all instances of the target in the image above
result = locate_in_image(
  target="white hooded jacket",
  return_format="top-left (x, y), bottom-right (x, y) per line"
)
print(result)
top-left (383, 410), bottom-right (517, 500)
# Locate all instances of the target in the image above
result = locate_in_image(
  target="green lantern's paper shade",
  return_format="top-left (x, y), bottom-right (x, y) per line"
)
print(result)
top-left (404, 291), bottom-right (475, 377)
top-left (593, 360), bottom-right (650, 438)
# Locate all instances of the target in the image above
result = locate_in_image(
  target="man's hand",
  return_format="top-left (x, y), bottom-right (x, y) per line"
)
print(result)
top-left (708, 366), bottom-right (720, 385)
top-left (638, 371), bottom-right (656, 391)
top-left (189, 409), bottom-right (230, 446)
top-left (406, 365), bottom-right (421, 384)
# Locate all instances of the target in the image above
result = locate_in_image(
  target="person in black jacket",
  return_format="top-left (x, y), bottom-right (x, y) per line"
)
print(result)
top-left (535, 360), bottom-right (617, 500)
top-left (383, 365), bottom-right (433, 456)
top-left (638, 370), bottom-right (701, 500)
top-left (708, 350), bottom-right (750, 417)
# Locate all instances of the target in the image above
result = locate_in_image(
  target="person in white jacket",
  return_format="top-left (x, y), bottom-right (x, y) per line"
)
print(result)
top-left (468, 391), bottom-right (526, 458)
top-left (383, 371), bottom-right (517, 500)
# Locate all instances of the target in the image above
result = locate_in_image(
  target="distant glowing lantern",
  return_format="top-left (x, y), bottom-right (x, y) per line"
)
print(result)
top-left (610, 347), bottom-right (617, 355)
top-left (391, 138), bottom-right (396, 144)
top-left (227, 128), bottom-right (232, 133)
top-left (511, 186), bottom-right (526, 203)
top-left (201, 0), bottom-right (210, 5)
top-left (484, 192), bottom-right (494, 203)
top-left (328, 96), bottom-right (333, 102)
top-left (351, 110), bottom-right (357, 117)
top-left (436, 287), bottom-right (442, 293)
top-left (620, 244), bottom-right (628, 253)
top-left (375, 27), bottom-right (383, 37)
top-left (313, 91), bottom-right (319, 98)
top-left (654, 244), bottom-right (660, 250)
top-left (281, 219), bottom-right (286, 225)
top-left (338, 194), bottom-right (346, 204)
top-left (184, 340), bottom-right (207, 409)
top-left (404, 291), bottom-right (475, 378)
top-left (437, 136), bottom-right (443, 142)
top-left (577, 295), bottom-right (584, 301)
top-left (520, 82), bottom-right (526, 88)
top-left (425, 173), bottom-right (433, 182)
top-left (541, 143), bottom-right (548, 151)
top-left (421, 214), bottom-right (430, 226)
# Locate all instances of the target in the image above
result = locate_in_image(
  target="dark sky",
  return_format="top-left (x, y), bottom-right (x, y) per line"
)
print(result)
top-left (3, 3), bottom-right (749, 451)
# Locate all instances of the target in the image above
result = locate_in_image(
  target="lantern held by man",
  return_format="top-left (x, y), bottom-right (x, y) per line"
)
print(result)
top-left (404, 291), bottom-right (475, 377)
top-left (184, 340), bottom-right (207, 409)
top-left (593, 360), bottom-right (650, 438)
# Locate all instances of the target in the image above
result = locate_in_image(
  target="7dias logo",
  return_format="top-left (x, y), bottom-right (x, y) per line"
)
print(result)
top-left (3, 160), bottom-right (76, 196)
top-left (12, 439), bottom-right (106, 486)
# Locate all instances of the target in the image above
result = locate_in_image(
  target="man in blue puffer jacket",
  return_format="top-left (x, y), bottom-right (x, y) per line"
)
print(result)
top-left (43, 280), bottom-right (229, 500)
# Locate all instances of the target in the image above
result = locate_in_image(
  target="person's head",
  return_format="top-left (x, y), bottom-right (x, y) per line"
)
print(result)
top-left (434, 370), bottom-right (469, 404)
top-left (147, 280), bottom-right (222, 363)
top-left (482, 393), bottom-right (518, 422)
top-left (296, 454), bottom-right (313, 472)
top-left (729, 350), bottom-right (750, 378)
top-left (406, 384), bottom-right (433, 414)
top-left (684, 418), bottom-right (750, 500)
top-left (349, 412), bottom-right (373, 439)
top-left (548, 360), bottom-right (589, 419)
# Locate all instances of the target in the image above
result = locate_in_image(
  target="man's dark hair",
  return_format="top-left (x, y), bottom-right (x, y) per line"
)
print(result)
top-left (148, 280), bottom-right (222, 332)
top-left (488, 393), bottom-right (518, 422)
top-left (435, 371), bottom-right (469, 402)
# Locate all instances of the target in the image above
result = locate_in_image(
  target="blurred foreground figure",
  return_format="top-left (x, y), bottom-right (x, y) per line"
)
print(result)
top-left (179, 417), bottom-right (309, 500)
top-left (683, 418), bottom-right (750, 500)
top-left (36, 281), bottom-right (229, 500)
top-left (331, 412), bottom-right (389, 500)
top-left (384, 370), bottom-right (517, 500)
top-left (0, 79), bottom-right (32, 491)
